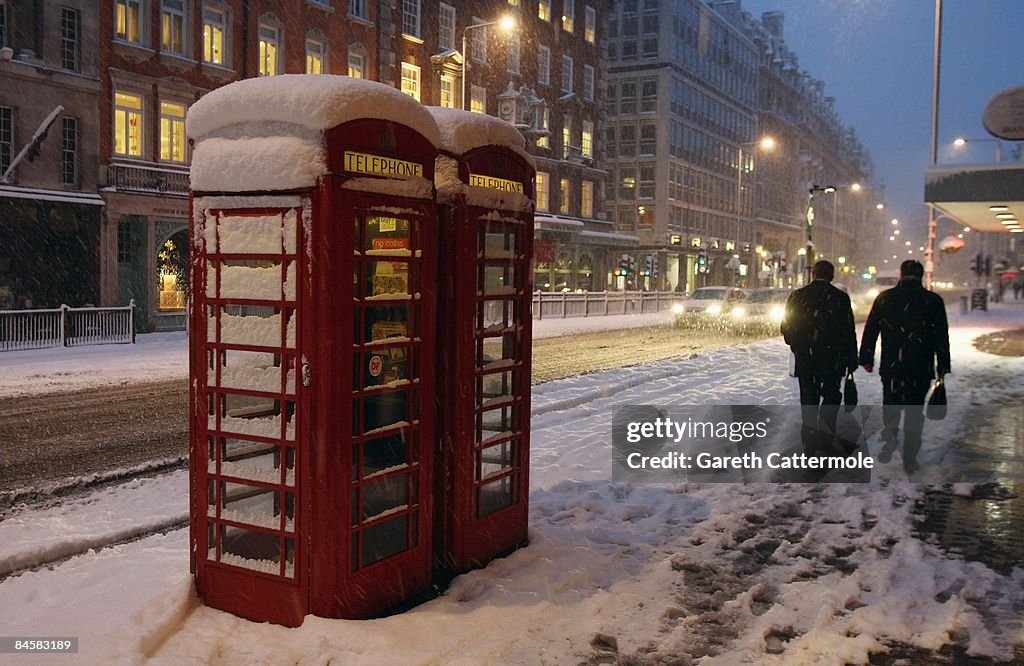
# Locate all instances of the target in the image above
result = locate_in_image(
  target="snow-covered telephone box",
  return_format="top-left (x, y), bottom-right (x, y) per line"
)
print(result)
top-left (429, 109), bottom-right (535, 576)
top-left (187, 76), bottom-right (441, 626)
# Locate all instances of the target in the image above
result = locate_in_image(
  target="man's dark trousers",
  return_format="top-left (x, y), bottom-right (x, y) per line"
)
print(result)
top-left (798, 373), bottom-right (842, 454)
top-left (881, 377), bottom-right (930, 468)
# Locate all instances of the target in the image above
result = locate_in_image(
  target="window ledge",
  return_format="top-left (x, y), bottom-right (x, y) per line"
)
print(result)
top-left (158, 52), bottom-right (197, 72)
top-left (347, 14), bottom-right (373, 27)
top-left (111, 40), bottom-right (156, 64)
top-left (304, 0), bottom-right (335, 13)
top-left (402, 34), bottom-right (425, 45)
top-left (200, 61), bottom-right (237, 82)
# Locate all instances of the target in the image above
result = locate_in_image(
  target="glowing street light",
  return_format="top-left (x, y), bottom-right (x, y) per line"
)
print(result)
top-left (462, 16), bottom-right (516, 110)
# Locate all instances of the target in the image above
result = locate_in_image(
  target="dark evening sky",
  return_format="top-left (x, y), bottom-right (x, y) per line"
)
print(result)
top-left (739, 0), bottom-right (1024, 244)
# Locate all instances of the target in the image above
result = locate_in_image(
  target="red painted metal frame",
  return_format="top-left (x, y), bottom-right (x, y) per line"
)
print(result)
top-left (437, 146), bottom-right (535, 575)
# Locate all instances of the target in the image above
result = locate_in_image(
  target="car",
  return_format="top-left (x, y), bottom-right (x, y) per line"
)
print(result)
top-left (728, 287), bottom-right (791, 334)
top-left (674, 286), bottom-right (747, 329)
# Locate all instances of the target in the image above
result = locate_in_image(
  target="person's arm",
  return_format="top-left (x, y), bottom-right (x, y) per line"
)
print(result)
top-left (859, 295), bottom-right (882, 372)
top-left (842, 293), bottom-right (858, 372)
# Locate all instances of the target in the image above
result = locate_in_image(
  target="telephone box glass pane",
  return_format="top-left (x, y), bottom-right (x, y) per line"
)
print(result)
top-left (480, 370), bottom-right (516, 401)
top-left (219, 525), bottom-right (289, 576)
top-left (363, 392), bottom-right (408, 434)
top-left (481, 227), bottom-right (518, 258)
top-left (212, 258), bottom-right (284, 301)
top-left (360, 432), bottom-right (409, 478)
top-left (480, 405), bottom-right (516, 438)
top-left (221, 481), bottom-right (292, 531)
top-left (218, 304), bottom-right (296, 349)
top-left (217, 350), bottom-right (290, 394)
top-left (221, 438), bottom-right (293, 486)
top-left (361, 514), bottom-right (409, 567)
top-left (478, 476), bottom-right (514, 517)
top-left (359, 474), bottom-right (409, 523)
top-left (364, 305), bottom-right (409, 345)
top-left (479, 440), bottom-right (515, 480)
top-left (361, 260), bottom-right (413, 299)
top-left (217, 394), bottom-right (293, 441)
top-left (478, 332), bottom-right (519, 369)
top-left (363, 216), bottom-right (412, 254)
top-left (481, 263), bottom-right (517, 296)
top-left (357, 346), bottom-right (408, 389)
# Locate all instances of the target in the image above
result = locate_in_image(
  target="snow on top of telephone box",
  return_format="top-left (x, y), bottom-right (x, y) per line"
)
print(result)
top-left (426, 107), bottom-right (533, 166)
top-left (187, 75), bottom-right (441, 192)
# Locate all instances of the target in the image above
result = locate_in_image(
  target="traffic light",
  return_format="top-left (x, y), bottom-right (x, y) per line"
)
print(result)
top-left (644, 255), bottom-right (655, 277)
top-left (697, 247), bottom-right (708, 273)
top-left (619, 254), bottom-right (632, 275)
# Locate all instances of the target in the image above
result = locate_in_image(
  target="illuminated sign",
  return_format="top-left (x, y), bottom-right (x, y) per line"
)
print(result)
top-left (469, 173), bottom-right (525, 193)
top-left (344, 151), bottom-right (422, 179)
top-left (669, 234), bottom-right (682, 245)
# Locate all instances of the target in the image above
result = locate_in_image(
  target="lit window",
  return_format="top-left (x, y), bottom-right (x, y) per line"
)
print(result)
top-left (562, 55), bottom-right (573, 92)
top-left (402, 0), bottom-right (421, 38)
top-left (61, 8), bottom-right (81, 71)
top-left (581, 181), bottom-right (594, 218)
top-left (258, 24), bottom-right (280, 76)
top-left (440, 74), bottom-right (456, 108)
top-left (114, 92), bottom-right (143, 157)
top-left (203, 8), bottom-right (226, 65)
top-left (0, 107), bottom-right (13, 176)
top-left (306, 38), bottom-right (324, 74)
top-left (536, 172), bottom-right (550, 211)
top-left (348, 51), bottom-right (365, 78)
top-left (562, 117), bottom-right (572, 158)
top-left (61, 117), bottom-right (78, 185)
top-left (583, 65), bottom-right (594, 101)
top-left (582, 120), bottom-right (593, 158)
top-left (536, 108), bottom-right (550, 148)
top-left (538, 0), bottom-right (551, 21)
top-left (560, 178), bottom-right (570, 214)
top-left (161, 0), bottom-right (186, 54)
top-left (160, 101), bottom-right (187, 162)
top-left (585, 6), bottom-right (596, 43)
top-left (470, 85), bottom-right (486, 113)
top-left (538, 45), bottom-right (550, 85)
top-left (562, 0), bottom-right (574, 32)
top-left (115, 0), bottom-right (143, 44)
top-left (439, 3), bottom-right (456, 51)
top-left (401, 63), bottom-right (421, 101)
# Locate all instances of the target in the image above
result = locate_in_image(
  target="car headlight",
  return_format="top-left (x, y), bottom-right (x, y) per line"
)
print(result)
top-left (731, 306), bottom-right (747, 318)
top-left (706, 304), bottom-right (722, 315)
top-left (770, 305), bottom-right (785, 321)
top-left (867, 288), bottom-right (879, 299)
top-left (672, 303), bottom-right (685, 314)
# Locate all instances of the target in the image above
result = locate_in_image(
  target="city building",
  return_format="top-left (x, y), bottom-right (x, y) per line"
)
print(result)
top-left (0, 0), bottom-right (103, 310)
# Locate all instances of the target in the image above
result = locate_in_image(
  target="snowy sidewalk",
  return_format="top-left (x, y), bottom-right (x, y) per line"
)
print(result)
top-left (0, 304), bottom-right (1022, 664)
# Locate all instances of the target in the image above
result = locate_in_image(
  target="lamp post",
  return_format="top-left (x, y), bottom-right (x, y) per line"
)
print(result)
top-left (461, 15), bottom-right (516, 111)
top-left (735, 136), bottom-right (775, 286)
top-left (806, 184), bottom-right (835, 283)
top-left (953, 137), bottom-right (1003, 162)
top-left (926, 0), bottom-right (943, 288)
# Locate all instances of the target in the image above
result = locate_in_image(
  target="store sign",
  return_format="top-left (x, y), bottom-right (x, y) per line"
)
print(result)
top-left (469, 173), bottom-right (524, 194)
top-left (344, 151), bottom-right (423, 179)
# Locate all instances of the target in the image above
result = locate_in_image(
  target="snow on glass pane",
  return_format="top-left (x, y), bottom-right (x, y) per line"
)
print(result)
top-left (216, 411), bottom-right (295, 441)
top-left (219, 307), bottom-right (295, 348)
top-left (217, 350), bottom-right (293, 394)
top-left (479, 439), bottom-right (514, 480)
top-left (220, 439), bottom-right (295, 486)
top-left (216, 210), bottom-right (297, 255)
top-left (215, 525), bottom-right (295, 577)
top-left (220, 481), bottom-right (295, 531)
top-left (214, 261), bottom-right (284, 300)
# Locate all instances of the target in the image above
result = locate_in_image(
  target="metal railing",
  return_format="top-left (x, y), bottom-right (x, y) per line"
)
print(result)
top-left (107, 162), bottom-right (190, 196)
top-left (532, 291), bottom-right (678, 319)
top-left (0, 301), bottom-right (136, 351)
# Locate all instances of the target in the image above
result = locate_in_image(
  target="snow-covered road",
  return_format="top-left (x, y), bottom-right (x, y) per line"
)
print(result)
top-left (1, 304), bottom-right (1022, 663)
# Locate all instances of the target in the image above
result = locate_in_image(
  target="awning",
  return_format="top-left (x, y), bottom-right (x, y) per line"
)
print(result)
top-left (0, 185), bottom-right (106, 207)
top-left (924, 163), bottom-right (1024, 232)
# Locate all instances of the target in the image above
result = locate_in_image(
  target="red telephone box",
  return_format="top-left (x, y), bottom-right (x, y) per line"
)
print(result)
top-left (188, 76), bottom-right (441, 626)
top-left (429, 108), bottom-right (535, 575)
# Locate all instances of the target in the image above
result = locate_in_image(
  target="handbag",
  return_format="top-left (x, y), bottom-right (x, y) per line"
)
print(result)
top-left (927, 377), bottom-right (947, 420)
top-left (843, 372), bottom-right (858, 411)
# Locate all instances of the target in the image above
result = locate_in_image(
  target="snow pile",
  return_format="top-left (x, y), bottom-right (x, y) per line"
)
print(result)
top-left (427, 107), bottom-right (530, 162)
top-left (188, 75), bottom-right (442, 192)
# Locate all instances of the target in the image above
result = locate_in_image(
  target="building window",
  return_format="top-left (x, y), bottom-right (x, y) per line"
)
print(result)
top-left (536, 172), bottom-right (549, 211)
top-left (0, 3), bottom-right (6, 48)
top-left (562, 117), bottom-right (572, 159)
top-left (536, 107), bottom-right (549, 147)
top-left (401, 63), bottom-right (420, 101)
top-left (0, 107), bottom-right (12, 176)
top-left (116, 0), bottom-right (143, 43)
top-left (559, 178), bottom-right (570, 214)
top-left (583, 64), bottom-right (594, 101)
top-left (585, 5), bottom-right (595, 43)
top-left (61, 117), bottom-right (78, 185)
top-left (470, 85), bottom-right (486, 113)
top-left (619, 123), bottom-right (636, 156)
top-left (639, 164), bottom-right (655, 198)
top-left (202, 8), bottom-right (226, 65)
top-left (561, 55), bottom-right (573, 92)
top-left (161, 0), bottom-right (186, 54)
top-left (117, 220), bottom-right (132, 263)
top-left (582, 120), bottom-right (593, 158)
top-left (507, 33), bottom-right (520, 74)
top-left (641, 79), bottom-right (657, 112)
top-left (562, 0), bottom-right (574, 32)
top-left (402, 0), bottom-right (421, 39)
top-left (348, 50), bottom-right (365, 78)
top-left (61, 7), bottom-right (81, 71)
top-left (306, 38), bottom-right (325, 74)
top-left (537, 45), bottom-right (550, 85)
top-left (439, 74), bottom-right (456, 108)
top-left (581, 180), bottom-right (593, 218)
top-left (349, 0), bottom-right (368, 20)
top-left (471, 18), bottom-right (487, 63)
top-left (538, 0), bottom-right (551, 21)
top-left (160, 101), bottom-right (187, 162)
top-left (439, 3), bottom-right (455, 51)
top-left (619, 166), bottom-right (635, 198)
top-left (258, 24), bottom-right (280, 76)
top-left (640, 122), bottom-right (656, 155)
top-left (114, 91), bottom-right (143, 157)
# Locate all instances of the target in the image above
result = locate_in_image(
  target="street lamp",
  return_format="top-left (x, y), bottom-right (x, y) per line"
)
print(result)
top-left (461, 15), bottom-right (516, 111)
top-left (735, 136), bottom-right (775, 286)
top-left (953, 137), bottom-right (1003, 162)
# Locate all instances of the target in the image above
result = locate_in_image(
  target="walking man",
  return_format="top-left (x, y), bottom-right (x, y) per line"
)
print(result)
top-left (782, 260), bottom-right (859, 454)
top-left (859, 259), bottom-right (951, 474)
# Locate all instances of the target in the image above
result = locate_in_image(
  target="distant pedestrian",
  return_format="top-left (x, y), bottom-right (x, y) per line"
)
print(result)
top-left (1013, 277), bottom-right (1022, 301)
top-left (859, 259), bottom-right (951, 474)
top-left (781, 260), bottom-right (859, 454)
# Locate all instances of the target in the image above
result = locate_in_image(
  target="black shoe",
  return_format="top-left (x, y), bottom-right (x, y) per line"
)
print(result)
top-left (878, 438), bottom-right (897, 463)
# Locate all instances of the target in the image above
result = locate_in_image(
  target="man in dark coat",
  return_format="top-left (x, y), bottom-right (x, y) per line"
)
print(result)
top-left (781, 260), bottom-right (858, 454)
top-left (859, 259), bottom-right (951, 473)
